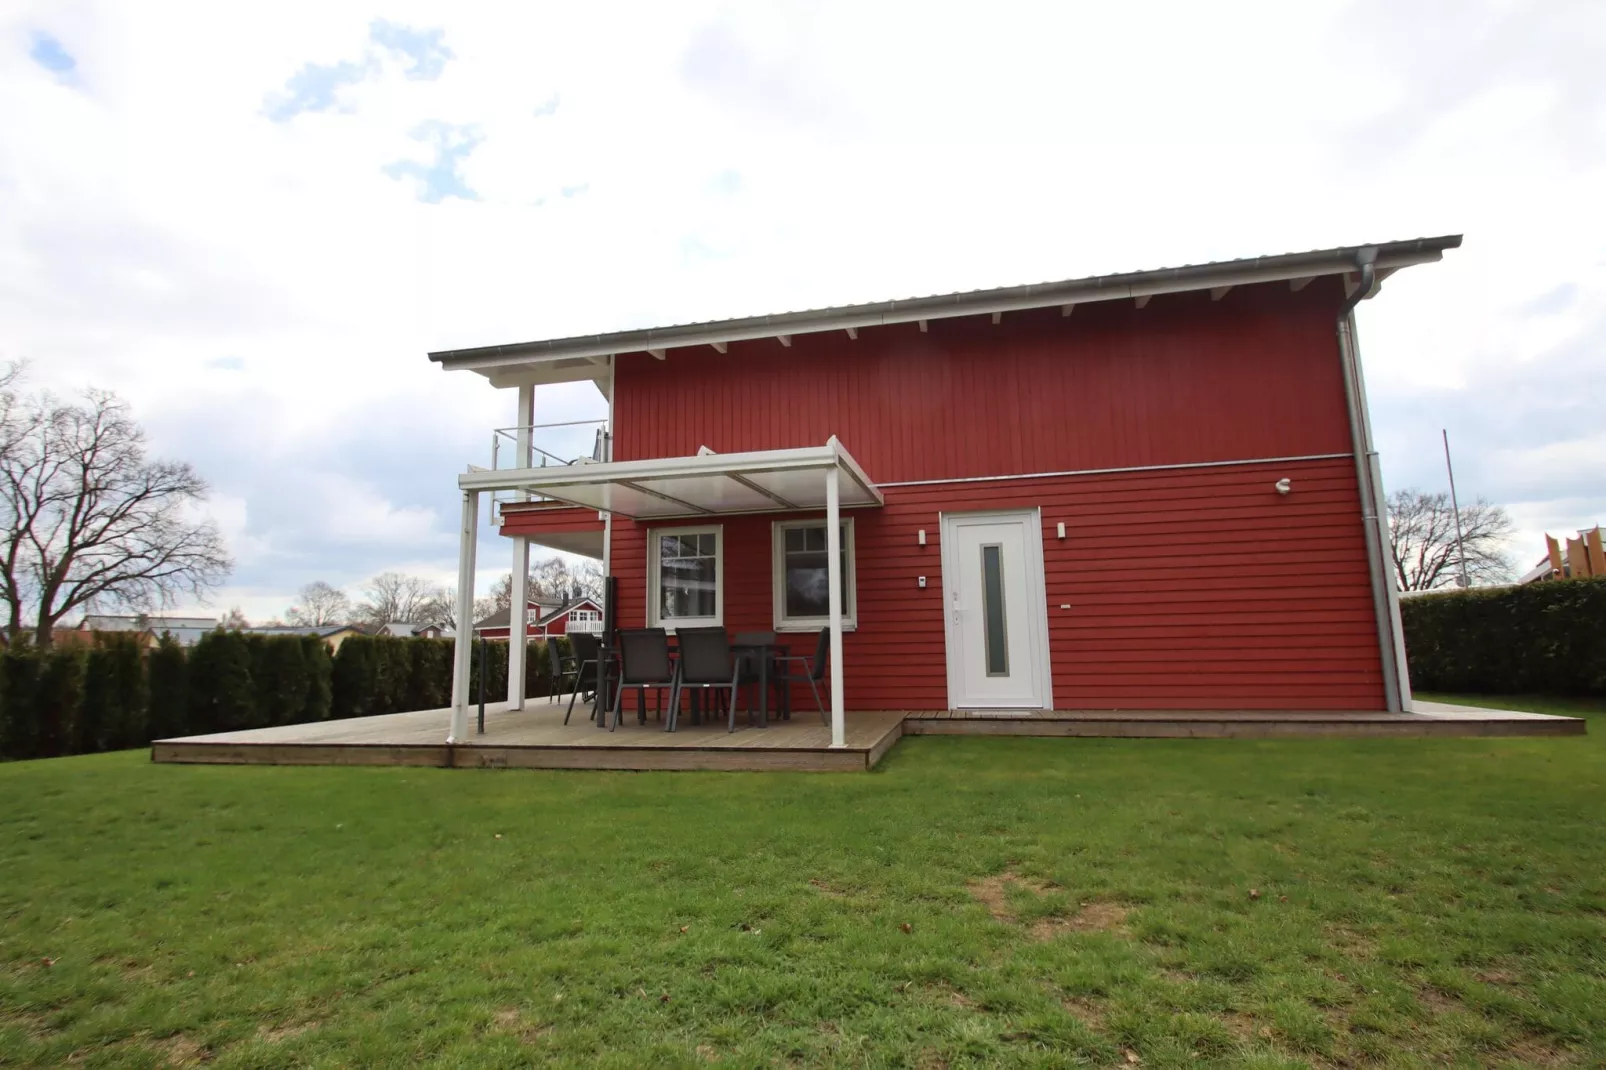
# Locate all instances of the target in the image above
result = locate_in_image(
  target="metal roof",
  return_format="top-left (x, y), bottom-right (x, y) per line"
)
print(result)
top-left (459, 438), bottom-right (882, 520)
top-left (430, 235), bottom-right (1462, 375)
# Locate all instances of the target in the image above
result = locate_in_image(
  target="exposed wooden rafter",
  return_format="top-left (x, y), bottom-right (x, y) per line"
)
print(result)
top-left (1061, 304), bottom-right (1075, 317)
top-left (1134, 295), bottom-right (1152, 310)
top-left (647, 348), bottom-right (666, 360)
top-left (1210, 286), bottom-right (1232, 302)
top-left (710, 341), bottom-right (727, 354)
top-left (991, 311), bottom-right (1002, 325)
top-left (777, 334), bottom-right (792, 347)
top-left (1289, 276), bottom-right (1314, 292)
top-left (917, 319), bottom-right (928, 333)
top-left (845, 327), bottom-right (857, 340)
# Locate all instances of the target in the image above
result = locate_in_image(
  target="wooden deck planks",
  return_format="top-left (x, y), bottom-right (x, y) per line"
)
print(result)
top-left (150, 700), bottom-right (1584, 772)
top-left (154, 700), bottom-right (908, 773)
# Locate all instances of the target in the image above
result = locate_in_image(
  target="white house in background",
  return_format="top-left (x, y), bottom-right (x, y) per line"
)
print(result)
top-left (369, 621), bottom-right (425, 638)
top-left (80, 614), bottom-right (217, 646)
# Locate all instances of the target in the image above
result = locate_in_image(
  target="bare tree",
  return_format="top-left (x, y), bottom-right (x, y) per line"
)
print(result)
top-left (1387, 488), bottom-right (1514, 591)
top-left (488, 571), bottom-right (519, 611)
top-left (487, 556), bottom-right (604, 611)
top-left (285, 581), bottom-right (351, 626)
top-left (355, 571), bottom-right (442, 624)
top-left (419, 583), bottom-right (495, 630)
top-left (0, 372), bottom-right (232, 646)
top-left (221, 606), bottom-right (250, 630)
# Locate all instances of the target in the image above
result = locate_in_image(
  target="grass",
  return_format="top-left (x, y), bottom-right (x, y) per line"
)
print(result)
top-left (1, 696), bottom-right (1602, 1068)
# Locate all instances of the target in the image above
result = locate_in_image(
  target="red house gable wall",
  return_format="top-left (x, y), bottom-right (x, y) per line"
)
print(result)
top-left (612, 279), bottom-right (1355, 480)
top-left (577, 277), bottom-right (1382, 711)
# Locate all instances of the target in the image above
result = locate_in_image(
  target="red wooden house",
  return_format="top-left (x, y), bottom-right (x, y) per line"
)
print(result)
top-left (473, 596), bottom-right (603, 639)
top-left (429, 236), bottom-right (1459, 745)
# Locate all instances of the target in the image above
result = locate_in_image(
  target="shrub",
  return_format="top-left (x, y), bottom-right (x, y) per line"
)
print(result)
top-left (0, 646), bottom-right (43, 760)
top-left (249, 635), bottom-right (311, 727)
top-left (36, 645), bottom-right (88, 759)
top-left (1401, 577), bottom-right (1606, 695)
top-left (187, 630), bottom-right (256, 733)
top-left (374, 637), bottom-right (414, 715)
top-left (147, 636), bottom-right (189, 739)
top-left (467, 638), bottom-right (509, 708)
top-left (80, 632), bottom-right (150, 751)
top-left (301, 635), bottom-right (333, 722)
top-left (407, 638), bottom-right (452, 712)
top-left (331, 636), bottom-right (378, 720)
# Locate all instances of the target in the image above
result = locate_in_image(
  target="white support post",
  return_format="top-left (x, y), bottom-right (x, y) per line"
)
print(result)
top-left (448, 489), bottom-right (480, 743)
top-left (508, 537), bottom-right (529, 708)
top-left (825, 466), bottom-right (846, 748)
top-left (506, 385), bottom-right (535, 709)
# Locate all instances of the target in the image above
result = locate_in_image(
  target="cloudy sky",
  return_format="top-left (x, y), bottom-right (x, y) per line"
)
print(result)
top-left (4, 0), bottom-right (1602, 622)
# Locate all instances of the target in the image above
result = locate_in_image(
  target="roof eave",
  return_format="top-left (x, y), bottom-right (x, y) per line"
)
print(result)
top-left (429, 235), bottom-right (1462, 373)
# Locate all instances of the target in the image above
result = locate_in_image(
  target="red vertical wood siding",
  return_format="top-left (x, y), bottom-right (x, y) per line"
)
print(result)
top-left (515, 277), bottom-right (1387, 711)
top-left (613, 279), bottom-right (1354, 482)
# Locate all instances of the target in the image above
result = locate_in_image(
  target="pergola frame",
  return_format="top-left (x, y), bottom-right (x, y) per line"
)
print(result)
top-left (447, 438), bottom-right (879, 748)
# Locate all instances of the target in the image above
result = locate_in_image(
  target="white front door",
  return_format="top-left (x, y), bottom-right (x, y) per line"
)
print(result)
top-left (942, 510), bottom-right (1052, 709)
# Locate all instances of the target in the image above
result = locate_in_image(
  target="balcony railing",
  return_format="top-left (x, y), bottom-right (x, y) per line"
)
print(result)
top-left (490, 419), bottom-right (611, 472)
top-left (488, 419), bottom-right (610, 510)
top-left (566, 618), bottom-right (604, 634)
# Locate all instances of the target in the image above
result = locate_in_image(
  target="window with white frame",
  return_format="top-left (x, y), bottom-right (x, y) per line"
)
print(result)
top-left (648, 526), bottom-right (723, 628)
top-left (772, 518), bottom-right (856, 631)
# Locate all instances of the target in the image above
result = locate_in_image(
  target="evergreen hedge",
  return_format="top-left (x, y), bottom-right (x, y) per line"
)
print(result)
top-left (0, 632), bottom-right (562, 761)
top-left (80, 632), bottom-right (150, 753)
top-left (1401, 577), bottom-right (1606, 696)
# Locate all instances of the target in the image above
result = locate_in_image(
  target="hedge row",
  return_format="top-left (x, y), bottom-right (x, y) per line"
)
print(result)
top-left (0, 632), bottom-right (567, 761)
top-left (1400, 577), bottom-right (1606, 696)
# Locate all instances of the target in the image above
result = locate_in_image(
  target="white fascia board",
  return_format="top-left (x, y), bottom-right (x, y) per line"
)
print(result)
top-left (458, 440), bottom-right (886, 512)
top-left (827, 436), bottom-right (884, 506)
top-left (433, 240), bottom-right (1457, 375)
top-left (458, 443), bottom-right (848, 494)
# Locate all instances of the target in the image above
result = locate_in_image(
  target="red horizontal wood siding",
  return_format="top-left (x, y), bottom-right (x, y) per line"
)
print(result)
top-left (613, 278), bottom-right (1353, 483)
top-left (499, 505), bottom-right (604, 538)
top-left (609, 456), bottom-right (1384, 711)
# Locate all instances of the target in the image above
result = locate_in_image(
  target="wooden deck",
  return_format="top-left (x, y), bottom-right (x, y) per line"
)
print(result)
top-left (152, 698), bottom-right (909, 772)
top-left (903, 701), bottom-right (1586, 739)
top-left (151, 699), bottom-right (1584, 773)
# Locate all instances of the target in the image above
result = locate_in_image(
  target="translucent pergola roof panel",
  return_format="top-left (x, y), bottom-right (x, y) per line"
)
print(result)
top-left (459, 438), bottom-right (882, 520)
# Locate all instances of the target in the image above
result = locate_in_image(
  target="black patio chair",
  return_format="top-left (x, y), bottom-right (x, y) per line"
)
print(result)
top-left (564, 631), bottom-right (604, 724)
top-left (769, 628), bottom-right (830, 724)
top-left (611, 629), bottom-right (676, 731)
top-left (670, 627), bottom-right (745, 733)
top-left (551, 639), bottom-right (583, 724)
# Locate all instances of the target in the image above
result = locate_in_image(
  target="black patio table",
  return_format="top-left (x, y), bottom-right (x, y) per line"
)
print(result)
top-left (730, 634), bottom-right (788, 729)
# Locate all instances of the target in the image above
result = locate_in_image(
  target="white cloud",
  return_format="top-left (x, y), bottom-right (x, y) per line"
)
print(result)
top-left (2, 0), bottom-right (1603, 612)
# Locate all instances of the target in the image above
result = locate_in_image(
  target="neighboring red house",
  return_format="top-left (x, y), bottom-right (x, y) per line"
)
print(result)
top-left (473, 596), bottom-right (603, 639)
top-left (429, 236), bottom-right (1459, 744)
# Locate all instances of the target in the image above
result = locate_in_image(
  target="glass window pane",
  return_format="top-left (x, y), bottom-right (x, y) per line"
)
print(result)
top-left (981, 544), bottom-right (1008, 676)
top-left (782, 525), bottom-right (850, 620)
top-left (659, 532), bottom-right (717, 619)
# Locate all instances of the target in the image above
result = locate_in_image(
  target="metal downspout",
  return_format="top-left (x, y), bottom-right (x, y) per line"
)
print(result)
top-left (1335, 250), bottom-right (1411, 712)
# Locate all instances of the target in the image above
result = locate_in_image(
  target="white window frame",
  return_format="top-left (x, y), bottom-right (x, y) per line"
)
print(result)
top-left (771, 517), bottom-right (857, 632)
top-left (647, 525), bottom-right (724, 630)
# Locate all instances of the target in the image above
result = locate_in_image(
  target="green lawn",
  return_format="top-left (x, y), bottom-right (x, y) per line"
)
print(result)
top-left (2, 697), bottom-right (1602, 1068)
